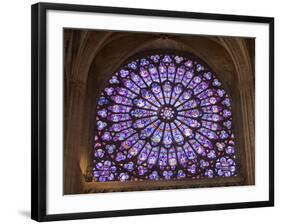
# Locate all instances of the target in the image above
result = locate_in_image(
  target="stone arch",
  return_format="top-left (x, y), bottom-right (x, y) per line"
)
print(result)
top-left (63, 29), bottom-right (254, 194)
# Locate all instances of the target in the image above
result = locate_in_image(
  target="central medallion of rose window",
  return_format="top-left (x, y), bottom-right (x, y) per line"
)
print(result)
top-left (159, 106), bottom-right (176, 121)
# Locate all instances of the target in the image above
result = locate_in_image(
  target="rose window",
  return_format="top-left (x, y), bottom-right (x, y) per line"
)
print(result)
top-left (93, 53), bottom-right (237, 182)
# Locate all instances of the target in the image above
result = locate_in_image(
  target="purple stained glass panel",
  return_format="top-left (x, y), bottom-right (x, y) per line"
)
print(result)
top-left (93, 53), bottom-right (237, 182)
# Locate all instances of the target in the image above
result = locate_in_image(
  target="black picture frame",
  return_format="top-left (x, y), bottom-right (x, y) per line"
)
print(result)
top-left (31, 2), bottom-right (274, 222)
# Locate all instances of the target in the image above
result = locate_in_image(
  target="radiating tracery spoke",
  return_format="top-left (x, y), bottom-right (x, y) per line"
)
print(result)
top-left (93, 53), bottom-right (237, 182)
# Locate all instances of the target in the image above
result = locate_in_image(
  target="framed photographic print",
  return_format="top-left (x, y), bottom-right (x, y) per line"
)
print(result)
top-left (31, 2), bottom-right (274, 222)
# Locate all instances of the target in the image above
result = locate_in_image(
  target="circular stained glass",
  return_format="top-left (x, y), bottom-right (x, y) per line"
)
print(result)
top-left (93, 53), bottom-right (237, 182)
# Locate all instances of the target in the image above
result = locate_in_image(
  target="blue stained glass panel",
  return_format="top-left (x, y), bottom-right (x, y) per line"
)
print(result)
top-left (93, 53), bottom-right (237, 182)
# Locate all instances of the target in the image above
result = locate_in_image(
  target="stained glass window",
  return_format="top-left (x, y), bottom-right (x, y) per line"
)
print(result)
top-left (92, 53), bottom-right (237, 182)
